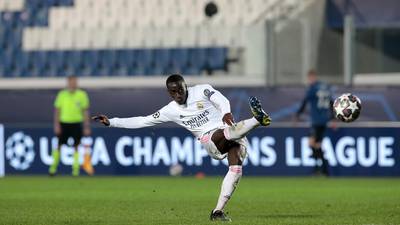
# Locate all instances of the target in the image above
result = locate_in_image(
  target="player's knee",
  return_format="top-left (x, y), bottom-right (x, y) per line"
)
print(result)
top-left (223, 126), bottom-right (242, 140)
top-left (309, 137), bottom-right (316, 147)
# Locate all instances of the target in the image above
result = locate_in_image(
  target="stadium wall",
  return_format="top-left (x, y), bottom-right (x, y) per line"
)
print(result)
top-left (0, 86), bottom-right (399, 124)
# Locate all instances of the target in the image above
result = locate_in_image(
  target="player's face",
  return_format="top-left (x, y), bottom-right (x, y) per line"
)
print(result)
top-left (67, 77), bottom-right (77, 91)
top-left (308, 73), bottom-right (317, 84)
top-left (167, 81), bottom-right (187, 105)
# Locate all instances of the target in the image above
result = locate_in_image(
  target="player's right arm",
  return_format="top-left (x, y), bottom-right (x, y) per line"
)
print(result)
top-left (53, 91), bottom-right (62, 135)
top-left (92, 105), bottom-right (171, 129)
top-left (201, 84), bottom-right (234, 126)
top-left (54, 108), bottom-right (61, 135)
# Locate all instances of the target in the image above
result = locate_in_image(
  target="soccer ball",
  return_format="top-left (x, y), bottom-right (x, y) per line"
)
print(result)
top-left (333, 93), bottom-right (362, 122)
top-left (169, 164), bottom-right (183, 176)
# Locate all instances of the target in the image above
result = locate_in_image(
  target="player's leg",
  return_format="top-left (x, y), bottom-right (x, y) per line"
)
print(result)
top-left (49, 142), bottom-right (61, 176)
top-left (210, 134), bottom-right (246, 221)
top-left (314, 126), bottom-right (329, 175)
top-left (49, 125), bottom-right (65, 176)
top-left (310, 126), bottom-right (329, 175)
top-left (82, 138), bottom-right (94, 176)
top-left (71, 123), bottom-right (83, 176)
top-left (223, 96), bottom-right (271, 140)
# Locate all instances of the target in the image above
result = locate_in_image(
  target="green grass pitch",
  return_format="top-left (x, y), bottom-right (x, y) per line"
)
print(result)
top-left (0, 176), bottom-right (399, 225)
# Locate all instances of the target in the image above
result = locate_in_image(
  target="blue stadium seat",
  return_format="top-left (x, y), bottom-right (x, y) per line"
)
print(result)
top-left (2, 48), bottom-right (15, 76)
top-left (81, 51), bottom-right (100, 76)
top-left (98, 50), bottom-right (117, 76)
top-left (188, 48), bottom-right (207, 71)
top-left (171, 48), bottom-right (189, 74)
top-left (11, 27), bottom-right (23, 48)
top-left (14, 51), bottom-right (29, 77)
top-left (115, 50), bottom-right (132, 68)
top-left (0, 1), bottom-right (231, 77)
top-left (30, 51), bottom-right (47, 76)
top-left (207, 48), bottom-right (227, 70)
top-left (135, 49), bottom-right (153, 75)
top-left (63, 51), bottom-right (83, 75)
top-left (183, 66), bottom-right (201, 75)
top-left (46, 51), bottom-right (66, 76)
top-left (153, 48), bottom-right (171, 71)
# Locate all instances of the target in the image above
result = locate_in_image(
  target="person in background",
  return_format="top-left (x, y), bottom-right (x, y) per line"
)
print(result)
top-left (295, 70), bottom-right (335, 176)
top-left (49, 75), bottom-right (93, 176)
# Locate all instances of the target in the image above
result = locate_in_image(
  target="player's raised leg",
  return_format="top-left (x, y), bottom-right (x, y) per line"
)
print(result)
top-left (223, 96), bottom-right (271, 140)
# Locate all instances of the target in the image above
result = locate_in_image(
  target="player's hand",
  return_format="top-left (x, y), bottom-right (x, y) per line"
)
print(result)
top-left (92, 114), bottom-right (110, 126)
top-left (54, 123), bottom-right (61, 136)
top-left (222, 113), bottom-right (235, 126)
top-left (83, 126), bottom-right (91, 136)
top-left (329, 120), bottom-right (338, 131)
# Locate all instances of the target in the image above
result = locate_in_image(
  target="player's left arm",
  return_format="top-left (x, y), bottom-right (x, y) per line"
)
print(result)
top-left (203, 85), bottom-right (234, 126)
top-left (83, 109), bottom-right (91, 136)
top-left (82, 91), bottom-right (91, 136)
top-left (295, 87), bottom-right (311, 120)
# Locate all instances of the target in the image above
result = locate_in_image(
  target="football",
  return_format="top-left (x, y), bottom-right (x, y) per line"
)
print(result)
top-left (333, 93), bottom-right (362, 122)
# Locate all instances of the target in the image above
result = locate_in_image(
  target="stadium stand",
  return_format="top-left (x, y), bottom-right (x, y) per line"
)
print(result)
top-left (0, 0), bottom-right (304, 77)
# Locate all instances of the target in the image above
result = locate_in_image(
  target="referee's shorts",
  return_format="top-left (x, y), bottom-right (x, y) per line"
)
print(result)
top-left (58, 122), bottom-right (83, 146)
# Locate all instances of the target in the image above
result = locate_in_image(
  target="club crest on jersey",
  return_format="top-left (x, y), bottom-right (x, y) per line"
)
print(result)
top-left (152, 111), bottom-right (160, 119)
top-left (196, 102), bottom-right (204, 109)
top-left (204, 89), bottom-right (215, 99)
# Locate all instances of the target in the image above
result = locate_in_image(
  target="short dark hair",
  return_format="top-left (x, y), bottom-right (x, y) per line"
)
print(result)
top-left (308, 69), bottom-right (317, 76)
top-left (67, 75), bottom-right (77, 79)
top-left (166, 74), bottom-right (185, 86)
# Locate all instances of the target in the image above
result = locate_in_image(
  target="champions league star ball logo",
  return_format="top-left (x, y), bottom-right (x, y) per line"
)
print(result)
top-left (5, 132), bottom-right (35, 170)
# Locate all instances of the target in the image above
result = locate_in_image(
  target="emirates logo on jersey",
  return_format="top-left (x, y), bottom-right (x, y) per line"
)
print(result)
top-left (182, 110), bottom-right (210, 129)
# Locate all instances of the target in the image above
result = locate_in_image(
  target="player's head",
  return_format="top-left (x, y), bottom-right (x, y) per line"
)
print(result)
top-left (166, 74), bottom-right (188, 105)
top-left (67, 75), bottom-right (78, 91)
top-left (307, 69), bottom-right (317, 84)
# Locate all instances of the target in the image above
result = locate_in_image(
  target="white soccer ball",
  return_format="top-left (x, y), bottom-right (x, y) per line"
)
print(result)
top-left (333, 93), bottom-right (362, 123)
top-left (169, 164), bottom-right (183, 176)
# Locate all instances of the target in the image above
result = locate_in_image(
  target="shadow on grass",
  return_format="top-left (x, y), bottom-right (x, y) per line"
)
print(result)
top-left (259, 214), bottom-right (317, 219)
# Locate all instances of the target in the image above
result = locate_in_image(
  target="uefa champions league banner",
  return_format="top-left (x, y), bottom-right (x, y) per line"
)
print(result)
top-left (0, 124), bottom-right (399, 176)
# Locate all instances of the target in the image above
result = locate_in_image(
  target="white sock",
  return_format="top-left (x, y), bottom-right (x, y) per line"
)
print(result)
top-left (224, 118), bottom-right (259, 140)
top-left (214, 165), bottom-right (242, 212)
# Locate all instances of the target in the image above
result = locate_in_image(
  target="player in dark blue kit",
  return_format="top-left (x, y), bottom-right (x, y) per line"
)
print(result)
top-left (295, 70), bottom-right (334, 176)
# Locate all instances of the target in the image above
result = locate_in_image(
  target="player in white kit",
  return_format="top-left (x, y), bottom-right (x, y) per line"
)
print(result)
top-left (92, 74), bottom-right (271, 222)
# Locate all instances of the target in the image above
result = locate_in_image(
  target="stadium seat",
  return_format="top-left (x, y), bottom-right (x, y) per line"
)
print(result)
top-left (135, 49), bottom-right (153, 75)
top-left (170, 48), bottom-right (189, 73)
top-left (153, 49), bottom-right (171, 74)
top-left (0, 0), bottom-right (301, 77)
top-left (188, 48), bottom-right (207, 71)
top-left (207, 47), bottom-right (227, 70)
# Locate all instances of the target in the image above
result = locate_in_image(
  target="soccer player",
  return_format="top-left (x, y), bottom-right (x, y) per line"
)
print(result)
top-left (92, 74), bottom-right (271, 221)
top-left (295, 70), bottom-right (334, 176)
top-left (49, 75), bottom-right (94, 176)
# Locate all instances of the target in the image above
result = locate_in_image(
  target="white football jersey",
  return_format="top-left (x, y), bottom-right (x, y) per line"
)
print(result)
top-left (109, 84), bottom-right (230, 138)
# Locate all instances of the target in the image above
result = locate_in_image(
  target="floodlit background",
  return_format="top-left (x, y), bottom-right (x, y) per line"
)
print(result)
top-left (0, 0), bottom-right (399, 175)
top-left (0, 1), bottom-right (399, 224)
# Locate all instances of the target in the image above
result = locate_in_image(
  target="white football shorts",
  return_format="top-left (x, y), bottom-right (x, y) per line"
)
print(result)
top-left (199, 128), bottom-right (248, 161)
